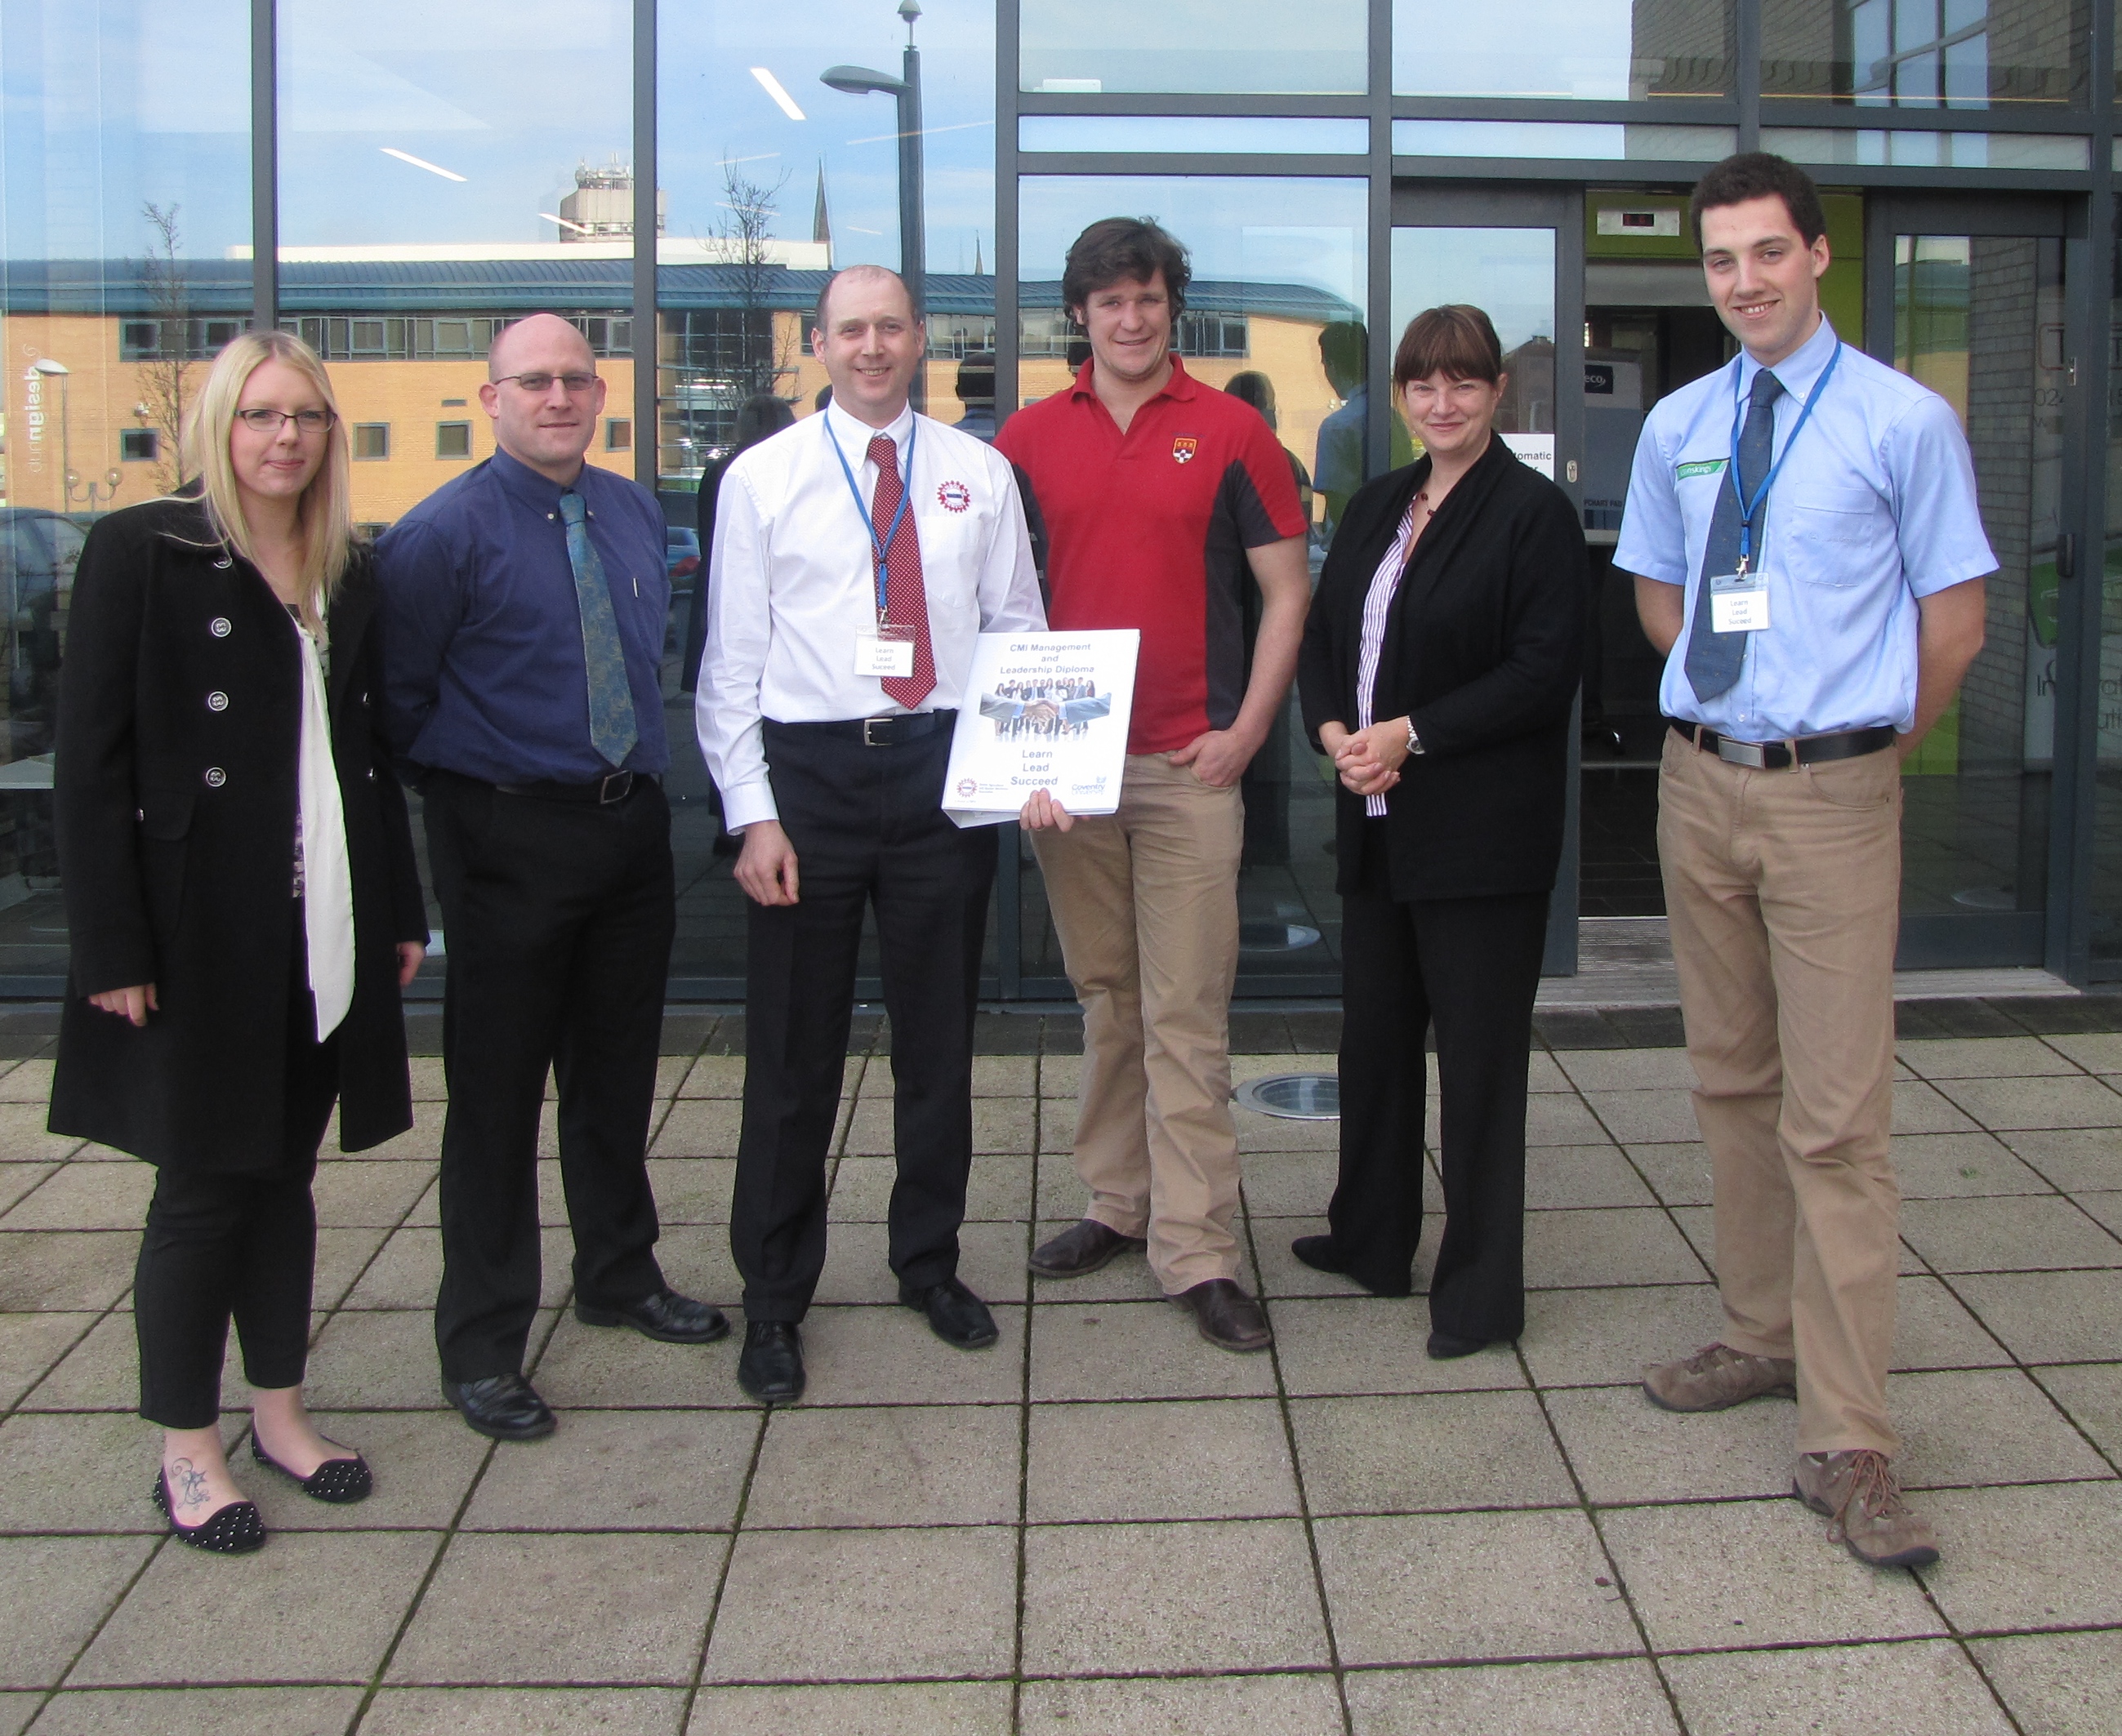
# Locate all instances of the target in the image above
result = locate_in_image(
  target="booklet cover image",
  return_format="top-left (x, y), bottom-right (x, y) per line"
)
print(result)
top-left (943, 630), bottom-right (1139, 825)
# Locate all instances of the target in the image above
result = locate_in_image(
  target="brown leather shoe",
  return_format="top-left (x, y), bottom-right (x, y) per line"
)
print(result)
top-left (1794, 1450), bottom-right (1940, 1569)
top-left (1029, 1218), bottom-right (1147, 1279)
top-left (1173, 1279), bottom-right (1272, 1352)
top-left (1643, 1343), bottom-right (1797, 1412)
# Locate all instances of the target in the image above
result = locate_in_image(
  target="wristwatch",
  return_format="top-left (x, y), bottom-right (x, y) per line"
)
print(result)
top-left (1405, 719), bottom-right (1425, 757)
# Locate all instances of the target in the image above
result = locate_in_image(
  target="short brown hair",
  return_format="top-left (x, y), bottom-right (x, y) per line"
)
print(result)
top-left (1061, 217), bottom-right (1191, 323)
top-left (1689, 152), bottom-right (1826, 248)
top-left (1392, 305), bottom-right (1505, 389)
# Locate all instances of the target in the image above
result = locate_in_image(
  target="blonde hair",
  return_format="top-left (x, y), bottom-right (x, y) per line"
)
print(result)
top-left (179, 330), bottom-right (353, 631)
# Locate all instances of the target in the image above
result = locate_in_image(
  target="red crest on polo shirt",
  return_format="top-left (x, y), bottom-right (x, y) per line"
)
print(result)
top-left (937, 480), bottom-right (973, 512)
top-left (1171, 436), bottom-right (1198, 464)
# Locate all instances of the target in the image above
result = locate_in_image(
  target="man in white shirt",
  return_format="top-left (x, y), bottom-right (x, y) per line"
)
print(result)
top-left (698, 265), bottom-right (1045, 1405)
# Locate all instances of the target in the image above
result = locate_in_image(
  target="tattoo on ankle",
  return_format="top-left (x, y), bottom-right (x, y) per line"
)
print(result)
top-left (168, 1457), bottom-right (210, 1509)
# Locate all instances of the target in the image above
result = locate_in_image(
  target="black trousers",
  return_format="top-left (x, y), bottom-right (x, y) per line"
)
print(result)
top-left (1327, 819), bottom-right (1549, 1342)
top-left (136, 915), bottom-right (339, 1430)
top-left (422, 773), bottom-right (674, 1381)
top-left (733, 720), bottom-right (994, 1322)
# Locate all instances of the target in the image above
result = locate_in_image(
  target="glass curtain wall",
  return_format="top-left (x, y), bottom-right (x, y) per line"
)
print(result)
top-left (0, 0), bottom-right (252, 982)
top-left (658, 0), bottom-right (997, 991)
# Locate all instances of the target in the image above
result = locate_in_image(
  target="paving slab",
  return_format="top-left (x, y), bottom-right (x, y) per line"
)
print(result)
top-left (1344, 1658), bottom-right (1680, 1735)
top-left (1020, 1672), bottom-right (1344, 1735)
top-left (1026, 1397), bottom-right (1296, 1522)
top-left (1662, 1640), bottom-right (2016, 1736)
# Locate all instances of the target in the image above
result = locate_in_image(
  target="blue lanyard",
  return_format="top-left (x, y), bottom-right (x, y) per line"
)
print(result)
top-left (825, 415), bottom-right (918, 619)
top-left (1728, 340), bottom-right (1841, 570)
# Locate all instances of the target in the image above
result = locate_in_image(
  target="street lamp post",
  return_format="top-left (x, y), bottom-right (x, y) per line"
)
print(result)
top-left (822, 0), bottom-right (926, 412)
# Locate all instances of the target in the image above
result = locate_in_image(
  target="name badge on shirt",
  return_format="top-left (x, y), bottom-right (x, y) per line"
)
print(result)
top-left (854, 623), bottom-right (916, 679)
top-left (1709, 571), bottom-right (1772, 634)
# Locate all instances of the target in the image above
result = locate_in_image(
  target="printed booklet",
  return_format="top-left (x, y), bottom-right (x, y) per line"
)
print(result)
top-left (942, 630), bottom-right (1140, 827)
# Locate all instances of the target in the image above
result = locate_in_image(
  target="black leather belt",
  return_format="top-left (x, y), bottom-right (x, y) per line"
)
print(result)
top-left (775, 710), bottom-right (955, 748)
top-left (1670, 718), bottom-right (1897, 771)
top-left (493, 770), bottom-right (647, 804)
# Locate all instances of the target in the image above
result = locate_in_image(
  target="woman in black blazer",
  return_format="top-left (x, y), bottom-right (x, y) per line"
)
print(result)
top-left (51, 331), bottom-right (428, 1551)
top-left (1292, 305), bottom-right (1588, 1358)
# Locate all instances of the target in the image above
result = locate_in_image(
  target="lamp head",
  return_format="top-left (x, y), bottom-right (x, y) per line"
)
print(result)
top-left (820, 63), bottom-right (904, 96)
top-left (30, 358), bottom-right (68, 376)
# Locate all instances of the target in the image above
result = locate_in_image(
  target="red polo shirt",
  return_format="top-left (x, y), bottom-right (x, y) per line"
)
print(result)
top-left (996, 356), bottom-right (1307, 754)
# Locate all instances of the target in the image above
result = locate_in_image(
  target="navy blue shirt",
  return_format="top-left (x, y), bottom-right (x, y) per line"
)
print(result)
top-left (375, 447), bottom-right (671, 781)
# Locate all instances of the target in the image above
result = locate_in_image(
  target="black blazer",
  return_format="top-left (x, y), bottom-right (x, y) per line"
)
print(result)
top-left (1298, 435), bottom-right (1589, 903)
top-left (48, 493), bottom-right (429, 1171)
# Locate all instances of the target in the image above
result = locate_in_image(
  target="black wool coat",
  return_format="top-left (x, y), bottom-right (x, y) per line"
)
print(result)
top-left (48, 493), bottom-right (429, 1171)
top-left (1297, 435), bottom-right (1590, 904)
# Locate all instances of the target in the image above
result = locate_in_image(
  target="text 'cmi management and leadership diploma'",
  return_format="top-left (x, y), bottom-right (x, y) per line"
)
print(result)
top-left (942, 630), bottom-right (1140, 827)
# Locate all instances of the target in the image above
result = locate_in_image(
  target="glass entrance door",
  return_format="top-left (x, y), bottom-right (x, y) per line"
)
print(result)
top-left (1864, 194), bottom-right (2072, 968)
top-left (1389, 186), bottom-right (1584, 968)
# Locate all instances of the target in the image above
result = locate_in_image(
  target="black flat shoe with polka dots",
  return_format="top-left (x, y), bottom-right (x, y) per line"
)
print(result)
top-left (150, 1469), bottom-right (266, 1555)
top-left (251, 1440), bottom-right (373, 1504)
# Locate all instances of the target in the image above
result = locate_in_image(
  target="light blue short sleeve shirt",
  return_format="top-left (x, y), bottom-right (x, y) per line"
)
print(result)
top-left (1613, 315), bottom-right (1995, 741)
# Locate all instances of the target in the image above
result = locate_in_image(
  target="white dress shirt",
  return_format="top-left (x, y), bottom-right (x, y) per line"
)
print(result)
top-left (698, 399), bottom-right (1047, 830)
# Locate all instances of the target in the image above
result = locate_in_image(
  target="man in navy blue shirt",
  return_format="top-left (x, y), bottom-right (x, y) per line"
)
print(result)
top-left (377, 313), bottom-right (727, 1444)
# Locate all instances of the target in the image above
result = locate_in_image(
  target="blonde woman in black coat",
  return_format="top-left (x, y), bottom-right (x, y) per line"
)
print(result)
top-left (51, 331), bottom-right (428, 1552)
top-left (1293, 305), bottom-right (1588, 1360)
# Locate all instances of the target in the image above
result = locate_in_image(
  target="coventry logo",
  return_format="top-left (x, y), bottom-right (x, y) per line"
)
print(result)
top-left (936, 480), bottom-right (973, 512)
top-left (1171, 437), bottom-right (1198, 465)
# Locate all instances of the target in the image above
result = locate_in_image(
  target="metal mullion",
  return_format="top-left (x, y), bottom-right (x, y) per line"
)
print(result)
top-left (1737, 0), bottom-right (1761, 149)
top-left (252, 0), bottom-right (277, 331)
top-left (633, 0), bottom-right (656, 492)
top-left (995, 0), bottom-right (1023, 1001)
top-left (1389, 155), bottom-right (1728, 185)
top-left (1389, 96), bottom-right (1742, 127)
top-left (1366, 0), bottom-right (1391, 484)
top-left (1758, 100), bottom-right (2095, 133)
top-left (2047, 0), bottom-right (2116, 984)
top-left (1017, 91), bottom-right (1370, 118)
top-left (1016, 153), bottom-right (1369, 177)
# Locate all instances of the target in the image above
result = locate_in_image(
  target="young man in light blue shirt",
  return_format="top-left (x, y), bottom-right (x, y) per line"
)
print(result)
top-left (1616, 154), bottom-right (1992, 1569)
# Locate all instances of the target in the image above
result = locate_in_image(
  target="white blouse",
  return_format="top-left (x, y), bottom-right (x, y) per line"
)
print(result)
top-left (1353, 499), bottom-right (1423, 817)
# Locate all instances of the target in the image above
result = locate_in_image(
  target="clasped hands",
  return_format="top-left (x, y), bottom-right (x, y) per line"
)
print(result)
top-left (1317, 718), bottom-right (1411, 800)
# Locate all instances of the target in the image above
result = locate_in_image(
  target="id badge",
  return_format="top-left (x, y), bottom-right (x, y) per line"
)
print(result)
top-left (1709, 572), bottom-right (1771, 634)
top-left (854, 622), bottom-right (916, 679)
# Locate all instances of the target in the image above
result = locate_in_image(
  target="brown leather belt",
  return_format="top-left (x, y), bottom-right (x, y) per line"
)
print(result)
top-left (1669, 718), bottom-right (1897, 771)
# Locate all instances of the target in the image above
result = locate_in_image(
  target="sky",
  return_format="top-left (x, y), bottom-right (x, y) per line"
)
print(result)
top-left (2, 0), bottom-right (996, 272)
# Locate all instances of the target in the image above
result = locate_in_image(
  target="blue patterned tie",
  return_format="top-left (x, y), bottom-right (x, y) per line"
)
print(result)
top-left (1684, 368), bottom-right (1785, 704)
top-left (559, 491), bottom-right (639, 769)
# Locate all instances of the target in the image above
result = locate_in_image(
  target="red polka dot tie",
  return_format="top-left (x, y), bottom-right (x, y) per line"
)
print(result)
top-left (868, 434), bottom-right (934, 709)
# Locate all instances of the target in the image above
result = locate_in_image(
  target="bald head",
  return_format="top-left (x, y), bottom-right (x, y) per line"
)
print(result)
top-left (812, 265), bottom-right (914, 339)
top-left (488, 312), bottom-right (595, 382)
top-left (479, 312), bottom-right (606, 483)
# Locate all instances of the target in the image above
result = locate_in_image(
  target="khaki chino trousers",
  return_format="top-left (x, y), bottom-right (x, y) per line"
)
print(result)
top-left (1658, 727), bottom-right (1904, 1455)
top-left (1032, 753), bottom-right (1244, 1293)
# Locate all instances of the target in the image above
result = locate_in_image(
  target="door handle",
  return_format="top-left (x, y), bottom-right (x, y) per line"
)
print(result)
top-left (2057, 532), bottom-right (2077, 581)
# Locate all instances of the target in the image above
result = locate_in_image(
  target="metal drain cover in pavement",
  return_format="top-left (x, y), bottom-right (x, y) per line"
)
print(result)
top-left (1233, 1073), bottom-right (1340, 1120)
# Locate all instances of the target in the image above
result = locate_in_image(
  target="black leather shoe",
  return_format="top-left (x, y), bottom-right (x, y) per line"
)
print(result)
top-left (738, 1320), bottom-right (805, 1405)
top-left (575, 1287), bottom-right (730, 1345)
top-left (1029, 1218), bottom-right (1146, 1279)
top-left (251, 1440), bottom-right (373, 1503)
top-left (1290, 1235), bottom-right (1413, 1298)
top-left (152, 1469), bottom-right (265, 1555)
top-left (1426, 1329), bottom-right (1494, 1361)
top-left (900, 1275), bottom-right (1000, 1349)
top-left (442, 1372), bottom-right (556, 1441)
top-left (1174, 1278), bottom-right (1273, 1352)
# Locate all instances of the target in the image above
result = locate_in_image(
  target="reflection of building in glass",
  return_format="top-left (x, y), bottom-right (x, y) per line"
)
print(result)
top-left (558, 162), bottom-right (666, 243)
top-left (1760, 0), bottom-right (2082, 105)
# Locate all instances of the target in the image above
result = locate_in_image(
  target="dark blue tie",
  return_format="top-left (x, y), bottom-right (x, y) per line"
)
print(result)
top-left (1685, 368), bottom-right (1785, 704)
top-left (559, 491), bottom-right (639, 769)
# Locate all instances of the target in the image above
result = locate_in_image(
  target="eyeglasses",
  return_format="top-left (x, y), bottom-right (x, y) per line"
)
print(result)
top-left (235, 407), bottom-right (336, 434)
top-left (495, 372), bottom-right (599, 394)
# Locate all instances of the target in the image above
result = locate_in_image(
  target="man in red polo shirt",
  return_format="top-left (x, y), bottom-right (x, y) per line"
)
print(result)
top-left (1001, 217), bottom-right (1310, 1352)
